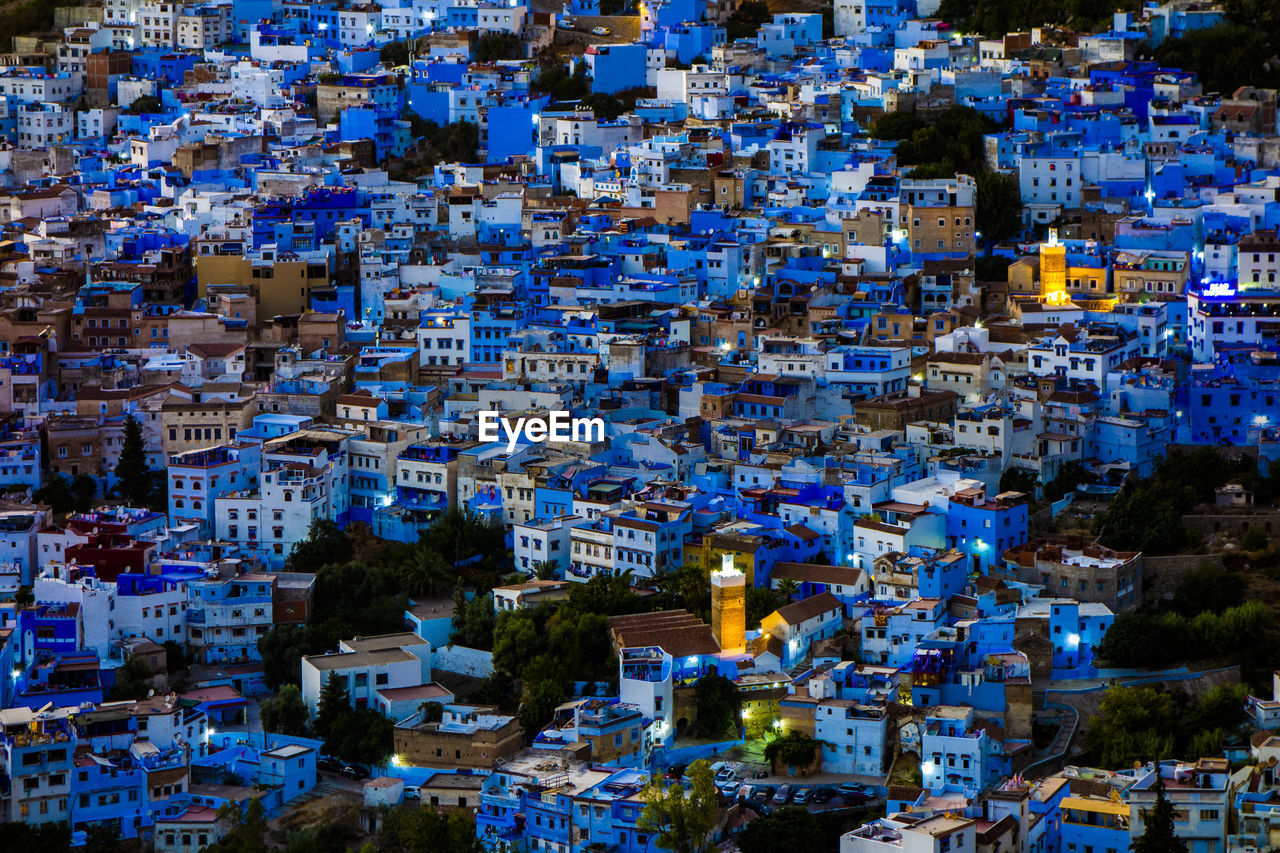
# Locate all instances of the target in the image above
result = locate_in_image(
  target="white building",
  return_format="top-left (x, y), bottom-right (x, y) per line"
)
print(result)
top-left (300, 633), bottom-right (432, 716)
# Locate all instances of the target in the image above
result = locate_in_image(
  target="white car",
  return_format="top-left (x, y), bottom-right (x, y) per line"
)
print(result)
top-left (403, 785), bottom-right (420, 800)
top-left (592, 26), bottom-right (611, 36)
top-left (561, 19), bottom-right (576, 29)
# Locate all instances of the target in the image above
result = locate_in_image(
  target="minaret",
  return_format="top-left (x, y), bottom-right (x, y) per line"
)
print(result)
top-left (710, 566), bottom-right (746, 655)
top-left (1040, 227), bottom-right (1068, 305)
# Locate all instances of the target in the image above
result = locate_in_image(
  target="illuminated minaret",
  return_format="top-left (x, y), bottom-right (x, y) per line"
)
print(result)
top-left (1040, 227), bottom-right (1069, 305)
top-left (710, 564), bottom-right (746, 655)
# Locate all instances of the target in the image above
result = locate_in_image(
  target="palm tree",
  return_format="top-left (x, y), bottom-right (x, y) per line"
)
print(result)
top-left (532, 559), bottom-right (558, 580)
top-left (775, 578), bottom-right (800, 603)
top-left (403, 543), bottom-right (451, 598)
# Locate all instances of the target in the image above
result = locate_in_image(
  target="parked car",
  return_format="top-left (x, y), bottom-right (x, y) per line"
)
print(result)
top-left (793, 787), bottom-right (812, 804)
top-left (810, 788), bottom-right (835, 804)
top-left (318, 756), bottom-right (342, 773)
top-left (341, 764), bottom-right (369, 780)
top-left (752, 770), bottom-right (768, 779)
top-left (561, 18), bottom-right (576, 29)
top-left (752, 787), bottom-right (772, 806)
top-left (715, 766), bottom-right (738, 785)
top-left (838, 782), bottom-right (870, 795)
top-left (772, 784), bottom-right (793, 804)
top-left (737, 784), bottom-right (755, 802)
top-left (403, 786), bottom-right (420, 800)
top-left (592, 26), bottom-right (611, 35)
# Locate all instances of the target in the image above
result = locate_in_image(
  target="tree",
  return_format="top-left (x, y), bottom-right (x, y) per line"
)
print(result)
top-left (287, 520), bottom-right (355, 572)
top-left (313, 672), bottom-right (352, 748)
top-left (774, 578), bottom-right (800, 604)
top-left (638, 759), bottom-right (720, 853)
top-left (70, 474), bottom-right (97, 513)
top-left (129, 94), bottom-right (163, 114)
top-left (0, 821), bottom-right (71, 853)
top-left (380, 39), bottom-right (410, 66)
top-left (726, 0), bottom-right (772, 40)
top-left (519, 678), bottom-right (568, 738)
top-left (261, 684), bottom-right (309, 736)
top-left (1131, 772), bottom-right (1190, 853)
top-left (1170, 563), bottom-right (1245, 617)
top-left (475, 31), bottom-right (522, 62)
top-left (83, 823), bottom-right (122, 853)
top-left (376, 803), bottom-right (484, 853)
top-left (206, 798), bottom-right (269, 853)
top-left (34, 474), bottom-right (76, 516)
top-left (402, 542), bottom-right (452, 598)
top-left (975, 171), bottom-right (1023, 241)
top-left (110, 655), bottom-right (154, 701)
top-left (871, 105), bottom-right (995, 179)
top-left (114, 413), bottom-right (152, 506)
top-left (531, 60), bottom-right (590, 102)
top-left (692, 673), bottom-right (741, 739)
top-left (745, 586), bottom-right (779, 629)
top-left (258, 623), bottom-right (312, 689)
top-left (764, 730), bottom-right (820, 769)
top-left (532, 559), bottom-right (558, 580)
top-left (450, 591), bottom-right (497, 649)
top-left (737, 806), bottom-right (824, 853)
top-left (1043, 461), bottom-right (1088, 502)
top-left (976, 254), bottom-right (1013, 283)
top-left (1241, 526), bottom-right (1269, 552)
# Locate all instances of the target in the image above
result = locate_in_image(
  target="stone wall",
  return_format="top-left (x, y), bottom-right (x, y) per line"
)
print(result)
top-left (1142, 553), bottom-right (1225, 604)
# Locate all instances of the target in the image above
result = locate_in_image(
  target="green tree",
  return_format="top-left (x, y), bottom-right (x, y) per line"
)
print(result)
top-left (475, 31), bottom-right (522, 62)
top-left (258, 623), bottom-right (312, 689)
top-left (1131, 772), bottom-right (1190, 853)
top-left (206, 798), bottom-right (269, 853)
top-left (520, 678), bottom-right (568, 738)
top-left (1171, 563), bottom-right (1245, 617)
top-left (83, 822), bottom-right (122, 853)
top-left (975, 170), bottom-right (1023, 241)
top-left (0, 821), bottom-right (71, 853)
top-left (764, 730), bottom-right (820, 768)
top-left (638, 759), bottom-right (720, 853)
top-left (450, 591), bottom-right (497, 649)
top-left (110, 655), bottom-right (154, 701)
top-left (1087, 686), bottom-right (1178, 770)
top-left (737, 806), bottom-right (824, 853)
top-left (726, 0), bottom-right (772, 40)
top-left (287, 520), bottom-right (356, 572)
top-left (976, 254), bottom-right (1013, 282)
top-left (531, 61), bottom-right (590, 101)
top-left (313, 672), bottom-right (352, 748)
top-left (129, 94), bottom-right (163, 114)
top-left (113, 414), bottom-right (152, 506)
top-left (1043, 461), bottom-right (1088, 502)
top-left (692, 673), bottom-right (741, 739)
top-left (774, 578), bottom-right (800, 604)
top-left (71, 474), bottom-right (97, 513)
top-left (380, 40), bottom-right (410, 66)
top-left (1241, 526), bottom-right (1269, 552)
top-left (376, 803), bottom-right (484, 853)
top-left (402, 542), bottom-right (452, 598)
top-left (532, 559), bottom-right (558, 580)
top-left (745, 586), bottom-right (779, 629)
top-left (261, 684), bottom-right (309, 736)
